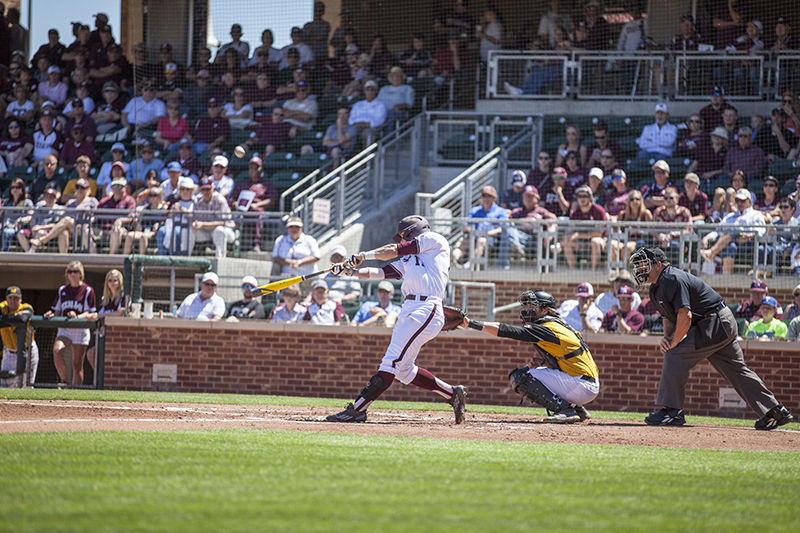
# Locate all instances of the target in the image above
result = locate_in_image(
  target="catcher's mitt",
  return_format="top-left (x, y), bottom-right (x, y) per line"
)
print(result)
top-left (441, 305), bottom-right (466, 331)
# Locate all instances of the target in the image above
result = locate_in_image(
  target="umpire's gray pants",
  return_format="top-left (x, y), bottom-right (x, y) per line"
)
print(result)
top-left (656, 307), bottom-right (779, 416)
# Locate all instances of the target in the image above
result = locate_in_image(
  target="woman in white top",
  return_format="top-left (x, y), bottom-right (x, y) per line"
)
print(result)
top-left (222, 87), bottom-right (253, 130)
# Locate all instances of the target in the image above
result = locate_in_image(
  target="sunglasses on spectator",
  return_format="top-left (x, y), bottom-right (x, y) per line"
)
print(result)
top-left (148, 193), bottom-right (160, 198)
top-left (67, 269), bottom-right (81, 274)
top-left (480, 193), bottom-right (494, 198)
top-left (566, 154), bottom-right (577, 159)
top-left (10, 184), bottom-right (22, 189)
top-left (601, 154), bottom-right (612, 159)
top-left (112, 184), bottom-right (125, 188)
top-left (242, 284), bottom-right (255, 289)
top-left (76, 185), bottom-right (89, 190)
top-left (9, 124), bottom-right (19, 129)
top-left (783, 99), bottom-right (793, 103)
top-left (577, 194), bottom-right (591, 199)
top-left (283, 292), bottom-right (299, 298)
top-left (794, 292), bottom-right (800, 297)
top-left (688, 119), bottom-right (701, 123)
top-left (612, 175), bottom-right (624, 180)
top-left (167, 105), bottom-right (179, 110)
top-left (595, 134), bottom-right (607, 139)
top-left (779, 204), bottom-right (792, 209)
top-left (538, 155), bottom-right (550, 160)
top-left (629, 197), bottom-right (641, 202)
top-left (735, 198), bottom-right (748, 203)
top-left (273, 111), bottom-right (283, 116)
top-left (202, 281), bottom-right (217, 287)
top-left (664, 195), bottom-right (677, 200)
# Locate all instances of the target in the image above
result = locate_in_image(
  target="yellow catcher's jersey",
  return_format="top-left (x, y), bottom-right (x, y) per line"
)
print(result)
top-left (0, 301), bottom-right (34, 351)
top-left (497, 316), bottom-right (599, 378)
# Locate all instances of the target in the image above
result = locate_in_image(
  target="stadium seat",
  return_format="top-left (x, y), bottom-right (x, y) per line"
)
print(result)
top-left (780, 178), bottom-right (796, 196)
top-left (271, 170), bottom-right (302, 190)
top-left (262, 152), bottom-right (295, 173)
top-left (438, 133), bottom-right (477, 160)
top-left (286, 130), bottom-right (324, 155)
top-left (291, 152), bottom-right (329, 174)
top-left (768, 159), bottom-right (796, 181)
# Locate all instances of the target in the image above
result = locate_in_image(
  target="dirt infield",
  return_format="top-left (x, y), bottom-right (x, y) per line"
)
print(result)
top-left (1, 400), bottom-right (798, 451)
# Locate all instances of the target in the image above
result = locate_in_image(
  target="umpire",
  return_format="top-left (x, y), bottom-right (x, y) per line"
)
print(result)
top-left (629, 247), bottom-right (793, 430)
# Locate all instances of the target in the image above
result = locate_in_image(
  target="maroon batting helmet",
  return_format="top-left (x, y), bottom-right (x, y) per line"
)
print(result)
top-left (393, 215), bottom-right (431, 243)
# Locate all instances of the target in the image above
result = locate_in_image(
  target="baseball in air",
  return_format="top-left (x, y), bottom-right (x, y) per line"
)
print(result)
top-left (234, 145), bottom-right (246, 158)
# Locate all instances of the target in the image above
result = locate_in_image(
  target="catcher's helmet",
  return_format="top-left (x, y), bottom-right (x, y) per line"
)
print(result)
top-left (393, 215), bottom-right (431, 243)
top-left (629, 246), bottom-right (668, 288)
top-left (518, 290), bottom-right (557, 325)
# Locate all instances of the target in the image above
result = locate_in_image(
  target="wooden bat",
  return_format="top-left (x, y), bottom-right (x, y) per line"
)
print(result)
top-left (251, 267), bottom-right (334, 296)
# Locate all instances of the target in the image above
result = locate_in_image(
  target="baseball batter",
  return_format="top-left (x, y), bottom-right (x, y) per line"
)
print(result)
top-left (325, 215), bottom-right (467, 423)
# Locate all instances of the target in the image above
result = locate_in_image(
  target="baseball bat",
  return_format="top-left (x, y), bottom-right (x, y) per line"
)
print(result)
top-left (251, 267), bottom-right (334, 296)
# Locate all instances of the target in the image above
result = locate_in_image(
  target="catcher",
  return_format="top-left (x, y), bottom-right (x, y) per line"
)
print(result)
top-left (459, 290), bottom-right (599, 423)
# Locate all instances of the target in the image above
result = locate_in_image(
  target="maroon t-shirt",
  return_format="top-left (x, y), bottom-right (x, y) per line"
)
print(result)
top-left (601, 309), bottom-right (644, 332)
top-left (229, 179), bottom-right (278, 212)
top-left (0, 134), bottom-right (32, 153)
top-left (569, 203), bottom-right (608, 221)
top-left (52, 283), bottom-right (97, 316)
top-left (252, 121), bottom-right (293, 149)
top-left (97, 193), bottom-right (137, 229)
top-left (192, 116), bottom-right (231, 144)
top-left (678, 190), bottom-right (709, 218)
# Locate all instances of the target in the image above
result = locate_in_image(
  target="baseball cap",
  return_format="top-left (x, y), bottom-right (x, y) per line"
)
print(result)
top-left (241, 275), bottom-right (258, 287)
top-left (749, 20), bottom-right (763, 32)
top-left (178, 177), bottom-right (196, 189)
top-left (167, 161), bottom-right (182, 172)
top-left (249, 155), bottom-right (263, 167)
top-left (610, 269), bottom-right (634, 284)
top-left (47, 65), bottom-right (61, 74)
top-left (576, 282), bottom-right (594, 297)
top-left (161, 42), bottom-right (173, 50)
top-left (680, 14), bottom-right (694, 23)
top-left (71, 122), bottom-right (85, 131)
top-left (44, 187), bottom-right (58, 196)
top-left (212, 155), bottom-right (228, 167)
top-left (5, 286), bottom-right (22, 298)
top-left (776, 17), bottom-right (789, 26)
top-left (612, 168), bottom-right (626, 180)
top-left (711, 85), bottom-right (725, 96)
top-left (329, 245), bottom-right (347, 259)
top-left (111, 142), bottom-right (126, 153)
top-left (286, 216), bottom-right (303, 228)
top-left (575, 185), bottom-right (593, 196)
top-left (655, 102), bottom-right (669, 113)
top-left (652, 160), bottom-right (670, 172)
top-left (522, 185), bottom-right (539, 197)
top-left (102, 81), bottom-right (120, 93)
top-left (111, 161), bottom-right (126, 172)
top-left (201, 272), bottom-right (219, 285)
top-left (179, 139), bottom-right (192, 147)
top-left (71, 97), bottom-right (83, 106)
top-left (75, 155), bottom-right (91, 166)
top-left (617, 285), bottom-right (636, 298)
top-left (364, 80), bottom-right (378, 90)
top-left (510, 169), bottom-right (526, 183)
top-left (763, 175), bottom-right (778, 185)
top-left (589, 167), bottom-right (604, 180)
top-left (772, 106), bottom-right (788, 116)
top-left (345, 43), bottom-right (359, 54)
top-left (377, 280), bottom-right (394, 293)
top-left (312, 279), bottom-right (328, 290)
top-left (734, 188), bottom-right (751, 201)
top-left (111, 177), bottom-right (127, 188)
top-left (684, 172), bottom-right (700, 184)
top-left (208, 97), bottom-right (219, 105)
top-left (165, 62), bottom-right (177, 73)
top-left (711, 126), bottom-right (729, 140)
top-left (480, 185), bottom-right (497, 198)
top-left (76, 177), bottom-right (90, 189)
top-left (750, 279), bottom-right (768, 292)
top-left (199, 176), bottom-right (214, 189)
top-left (197, 69), bottom-right (210, 78)
top-left (296, 80), bottom-right (309, 89)
top-left (41, 109), bottom-right (54, 117)
top-left (760, 295), bottom-right (778, 308)
top-left (738, 126), bottom-right (752, 136)
top-left (552, 167), bottom-right (567, 179)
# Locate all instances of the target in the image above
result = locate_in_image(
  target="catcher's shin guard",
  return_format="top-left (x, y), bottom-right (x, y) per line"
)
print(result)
top-left (508, 367), bottom-right (570, 413)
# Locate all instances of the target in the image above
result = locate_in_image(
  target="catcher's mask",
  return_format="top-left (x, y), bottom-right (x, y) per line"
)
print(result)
top-left (629, 246), bottom-right (668, 288)
top-left (393, 215), bottom-right (431, 243)
top-left (518, 290), bottom-right (557, 325)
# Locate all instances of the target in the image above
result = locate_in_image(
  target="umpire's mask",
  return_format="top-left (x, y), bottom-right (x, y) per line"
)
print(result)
top-left (629, 247), bottom-right (668, 289)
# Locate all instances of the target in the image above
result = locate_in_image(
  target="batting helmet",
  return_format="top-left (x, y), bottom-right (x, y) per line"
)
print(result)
top-left (393, 215), bottom-right (431, 243)
top-left (629, 246), bottom-right (669, 288)
top-left (518, 290), bottom-right (557, 325)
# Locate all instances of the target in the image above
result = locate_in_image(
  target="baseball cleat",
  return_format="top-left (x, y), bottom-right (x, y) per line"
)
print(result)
top-left (754, 405), bottom-right (794, 431)
top-left (644, 407), bottom-right (686, 426)
top-left (325, 403), bottom-right (367, 423)
top-left (543, 406), bottom-right (580, 424)
top-left (574, 405), bottom-right (591, 421)
top-left (450, 385), bottom-right (467, 424)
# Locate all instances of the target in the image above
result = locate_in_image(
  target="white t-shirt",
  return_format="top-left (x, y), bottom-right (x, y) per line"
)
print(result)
top-left (387, 231), bottom-right (450, 300)
top-left (270, 303), bottom-right (307, 323)
top-left (176, 291), bottom-right (226, 320)
top-left (272, 232), bottom-right (320, 276)
top-left (122, 96), bottom-right (166, 126)
top-left (557, 299), bottom-right (604, 333)
top-left (283, 97), bottom-right (318, 130)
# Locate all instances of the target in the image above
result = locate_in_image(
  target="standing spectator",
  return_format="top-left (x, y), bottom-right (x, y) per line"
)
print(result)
top-left (699, 86), bottom-right (736, 132)
top-left (84, 269), bottom-right (125, 371)
top-left (31, 110), bottom-right (64, 167)
top-left (304, 279), bottom-right (346, 325)
top-left (191, 98), bottom-right (230, 155)
top-left (268, 287), bottom-right (306, 323)
top-left (29, 178), bottom-right (98, 253)
top-left (44, 261), bottom-right (96, 385)
top-left (562, 185), bottom-right (608, 271)
top-left (678, 173), bottom-right (708, 222)
top-left (637, 103), bottom-right (678, 159)
top-left (0, 286), bottom-right (38, 388)
top-left (557, 282), bottom-right (603, 334)
top-left (128, 141), bottom-right (164, 183)
top-left (732, 20), bottom-right (764, 95)
top-left (59, 124), bottom-right (96, 170)
top-left (432, 32), bottom-right (463, 80)
top-left (452, 185), bottom-right (507, 267)
top-left (121, 84), bottom-right (166, 139)
top-left (722, 127), bottom-right (765, 180)
top-left (497, 185), bottom-right (556, 269)
top-left (700, 189), bottom-right (766, 275)
top-left (224, 276), bottom-right (266, 321)
top-left (282, 81), bottom-right (318, 133)
top-left (33, 28), bottom-right (66, 68)
top-left (249, 29), bottom-right (281, 68)
top-left (348, 80), bottom-right (386, 143)
top-left (229, 156), bottom-right (278, 252)
top-left (745, 296), bottom-right (787, 340)
top-left (321, 106), bottom-right (358, 164)
top-left (538, 0), bottom-right (573, 48)
top-left (351, 280), bottom-right (401, 327)
top-left (690, 126), bottom-right (729, 183)
top-left (176, 272), bottom-right (225, 321)
top-left (595, 270), bottom-right (642, 315)
top-left (641, 160), bottom-right (674, 210)
top-left (367, 35), bottom-right (393, 78)
top-left (272, 216), bottom-right (320, 277)
top-left (190, 177), bottom-right (236, 258)
top-left (499, 170), bottom-right (526, 211)
top-left (378, 67), bottom-right (415, 129)
top-left (653, 186), bottom-right (692, 264)
top-left (476, 7), bottom-right (503, 63)
top-left (600, 285), bottom-right (644, 334)
top-left (303, 2), bottom-right (331, 60)
top-left (1, 178), bottom-right (33, 251)
top-left (582, 0), bottom-right (610, 50)
top-left (216, 24), bottom-right (250, 67)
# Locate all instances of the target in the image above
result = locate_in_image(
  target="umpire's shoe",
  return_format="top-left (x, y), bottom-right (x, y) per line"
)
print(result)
top-left (325, 403), bottom-right (367, 423)
top-left (644, 407), bottom-right (686, 426)
top-left (754, 404), bottom-right (794, 431)
top-left (450, 385), bottom-right (467, 424)
top-left (543, 406), bottom-right (580, 424)
top-left (574, 405), bottom-right (591, 421)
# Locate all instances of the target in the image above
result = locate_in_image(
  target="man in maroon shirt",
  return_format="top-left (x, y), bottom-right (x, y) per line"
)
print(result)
top-left (229, 156), bottom-right (279, 252)
top-left (64, 98), bottom-right (97, 141)
top-left (101, 177), bottom-right (138, 254)
top-left (699, 86), bottom-right (737, 133)
top-left (163, 140), bottom-right (202, 182)
top-left (677, 172), bottom-right (708, 222)
top-left (600, 285), bottom-right (644, 333)
top-left (497, 185), bottom-right (556, 269)
top-left (244, 106), bottom-right (296, 154)
top-left (191, 97), bottom-right (230, 155)
top-left (59, 124), bottom-right (96, 170)
top-left (563, 185), bottom-right (608, 271)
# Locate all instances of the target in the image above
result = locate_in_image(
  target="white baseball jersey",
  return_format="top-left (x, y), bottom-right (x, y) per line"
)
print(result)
top-left (385, 231), bottom-right (450, 300)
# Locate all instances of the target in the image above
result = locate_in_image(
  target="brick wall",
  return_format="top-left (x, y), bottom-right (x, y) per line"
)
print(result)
top-left (104, 318), bottom-right (800, 418)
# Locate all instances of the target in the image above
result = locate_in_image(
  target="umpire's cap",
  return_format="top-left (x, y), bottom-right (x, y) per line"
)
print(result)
top-left (642, 246), bottom-right (669, 264)
top-left (393, 215), bottom-right (430, 243)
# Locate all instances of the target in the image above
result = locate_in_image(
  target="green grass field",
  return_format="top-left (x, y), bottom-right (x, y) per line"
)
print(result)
top-left (1, 390), bottom-right (798, 533)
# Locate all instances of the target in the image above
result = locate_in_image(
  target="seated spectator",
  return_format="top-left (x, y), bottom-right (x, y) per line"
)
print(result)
top-left (158, 177), bottom-right (196, 255)
top-left (29, 177), bottom-right (98, 253)
top-left (205, 155), bottom-right (234, 199)
top-left (0, 286), bottom-right (39, 388)
top-left (283, 81), bottom-right (317, 133)
top-left (555, 125), bottom-right (588, 168)
top-left (594, 270), bottom-right (642, 315)
top-left (31, 110), bottom-right (64, 168)
top-left (175, 272), bottom-right (225, 321)
top-left (163, 140), bottom-right (202, 183)
top-left (190, 177), bottom-right (236, 258)
top-left (637, 103), bottom-right (677, 159)
top-left (244, 106), bottom-right (296, 155)
top-left (600, 285), bottom-right (644, 334)
top-left (64, 98), bottom-right (98, 142)
top-left (604, 168), bottom-right (633, 219)
top-left (351, 280), bottom-right (401, 327)
top-left (275, 66), bottom-right (308, 99)
top-left (596, 148), bottom-right (619, 192)
top-left (562, 185), bottom-right (608, 271)
top-left (326, 245), bottom-right (362, 303)
top-left (526, 150), bottom-right (553, 191)
top-left (637, 296), bottom-right (663, 333)
top-left (272, 216), bottom-right (320, 277)
top-left (182, 69), bottom-right (213, 116)
top-left (610, 189), bottom-right (653, 262)
top-left (222, 87), bottom-right (253, 130)
top-left (745, 296), bottom-right (787, 340)
top-left (700, 189), bottom-right (765, 275)
top-left (677, 172), bottom-right (708, 222)
top-left (275, 48), bottom-right (302, 86)
top-left (787, 315), bottom-right (800, 342)
top-left (497, 185), bottom-right (556, 269)
top-left (708, 169), bottom-right (755, 224)
top-left (1, 178), bottom-right (34, 251)
top-left (0, 119), bottom-right (33, 173)
top-left (498, 170), bottom-right (526, 211)
top-left (128, 141), bottom-right (164, 183)
top-left (246, 72), bottom-right (278, 112)
top-left (676, 114), bottom-right (706, 160)
top-left (322, 106), bottom-right (358, 164)
top-left (155, 99), bottom-right (190, 152)
top-left (641, 160), bottom-right (674, 211)
top-left (121, 83), bottom-right (166, 140)
top-left (652, 186), bottom-right (692, 265)
top-left (348, 80), bottom-right (386, 143)
top-left (754, 107), bottom-right (792, 160)
top-left (557, 282), bottom-right (603, 334)
top-left (785, 284), bottom-right (800, 323)
top-left (452, 185), bottom-right (507, 268)
top-left (224, 276), bottom-right (266, 321)
top-left (367, 34), bottom-right (392, 78)
top-left (544, 166), bottom-right (570, 216)
top-left (720, 107), bottom-right (740, 143)
top-left (722, 127), bottom-right (765, 180)
top-left (61, 156), bottom-right (98, 202)
top-left (699, 86), bottom-right (736, 132)
top-left (29, 155), bottom-right (66, 202)
top-left (91, 81), bottom-right (126, 135)
top-left (37, 65), bottom-right (68, 107)
top-left (98, 177), bottom-right (137, 254)
top-left (755, 175), bottom-right (781, 222)
top-left (155, 62), bottom-right (183, 102)
top-left (378, 67), bottom-right (415, 129)
top-left (433, 33), bottom-right (464, 81)
top-left (399, 33), bottom-right (433, 78)
top-left (758, 198), bottom-right (799, 275)
top-left (228, 156), bottom-right (278, 252)
top-left (59, 123), bottom-right (96, 171)
top-left (563, 152), bottom-right (588, 205)
top-left (304, 279), bottom-right (346, 325)
top-left (269, 287), bottom-right (306, 323)
top-left (16, 186), bottom-right (63, 252)
top-left (121, 185), bottom-right (166, 255)
top-left (734, 279), bottom-right (774, 322)
top-left (586, 120), bottom-right (622, 168)
top-left (586, 166), bottom-right (607, 212)
top-left (96, 143), bottom-right (129, 195)
top-left (5, 83), bottom-right (36, 126)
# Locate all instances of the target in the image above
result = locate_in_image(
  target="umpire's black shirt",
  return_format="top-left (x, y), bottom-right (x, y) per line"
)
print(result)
top-left (649, 265), bottom-right (724, 326)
